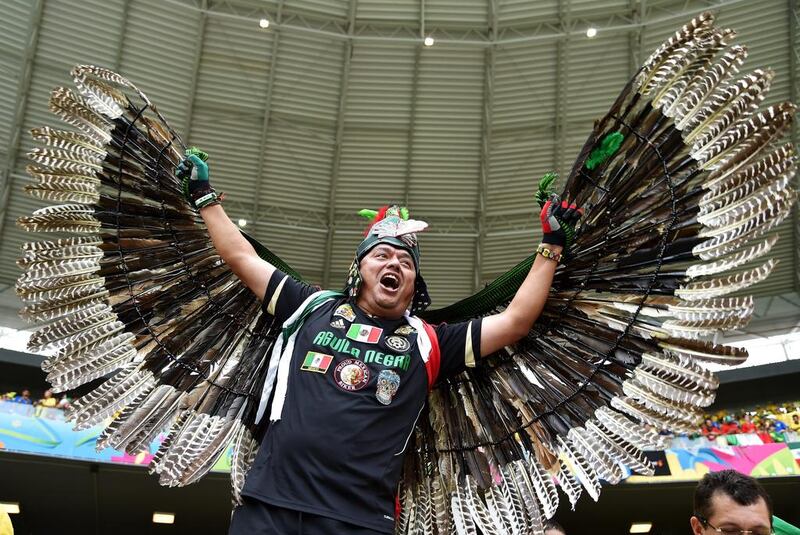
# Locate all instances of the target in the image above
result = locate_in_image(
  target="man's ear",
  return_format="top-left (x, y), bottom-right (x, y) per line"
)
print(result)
top-left (690, 516), bottom-right (704, 535)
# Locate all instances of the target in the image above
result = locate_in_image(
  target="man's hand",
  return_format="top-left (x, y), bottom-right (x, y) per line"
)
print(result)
top-left (177, 148), bottom-right (218, 209)
top-left (179, 153), bottom-right (208, 179)
top-left (479, 194), bottom-right (583, 356)
top-left (540, 193), bottom-right (582, 248)
top-left (178, 147), bottom-right (274, 300)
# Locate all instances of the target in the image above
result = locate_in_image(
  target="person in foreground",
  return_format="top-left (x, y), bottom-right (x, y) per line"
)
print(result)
top-left (691, 470), bottom-right (773, 535)
top-left (178, 153), bottom-right (581, 534)
top-left (544, 519), bottom-right (567, 535)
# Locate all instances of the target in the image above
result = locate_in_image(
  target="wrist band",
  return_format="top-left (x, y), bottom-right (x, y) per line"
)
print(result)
top-left (190, 184), bottom-right (221, 209)
top-left (537, 244), bottom-right (562, 263)
top-left (195, 191), bottom-right (219, 209)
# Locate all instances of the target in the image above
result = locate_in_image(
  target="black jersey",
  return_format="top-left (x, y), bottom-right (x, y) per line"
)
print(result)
top-left (242, 271), bottom-right (482, 533)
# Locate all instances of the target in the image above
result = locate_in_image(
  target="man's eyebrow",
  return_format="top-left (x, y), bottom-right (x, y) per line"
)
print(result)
top-left (372, 245), bottom-right (412, 260)
top-left (396, 250), bottom-right (413, 262)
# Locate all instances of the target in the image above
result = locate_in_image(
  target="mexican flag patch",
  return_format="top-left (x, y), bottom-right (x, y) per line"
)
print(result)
top-left (301, 351), bottom-right (334, 373)
top-left (346, 323), bottom-right (383, 344)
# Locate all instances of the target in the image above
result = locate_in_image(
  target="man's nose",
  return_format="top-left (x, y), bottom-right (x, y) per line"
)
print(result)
top-left (385, 254), bottom-right (401, 268)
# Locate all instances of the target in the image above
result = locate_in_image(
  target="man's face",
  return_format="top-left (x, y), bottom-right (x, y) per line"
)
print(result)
top-left (690, 491), bottom-right (771, 535)
top-left (356, 244), bottom-right (416, 318)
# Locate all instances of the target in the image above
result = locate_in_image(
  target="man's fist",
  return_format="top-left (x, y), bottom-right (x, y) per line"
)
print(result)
top-left (540, 193), bottom-right (582, 248)
top-left (177, 148), bottom-right (218, 209)
top-left (177, 147), bottom-right (210, 186)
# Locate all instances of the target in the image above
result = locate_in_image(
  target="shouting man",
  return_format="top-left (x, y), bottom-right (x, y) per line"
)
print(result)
top-left (178, 153), bottom-right (581, 534)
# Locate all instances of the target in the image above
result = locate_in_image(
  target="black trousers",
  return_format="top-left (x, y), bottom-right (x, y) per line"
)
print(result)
top-left (229, 496), bottom-right (387, 535)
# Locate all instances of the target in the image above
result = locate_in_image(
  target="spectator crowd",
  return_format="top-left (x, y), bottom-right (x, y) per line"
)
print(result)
top-left (1, 388), bottom-right (71, 411)
top-left (695, 401), bottom-right (800, 445)
top-left (3, 387), bottom-right (799, 446)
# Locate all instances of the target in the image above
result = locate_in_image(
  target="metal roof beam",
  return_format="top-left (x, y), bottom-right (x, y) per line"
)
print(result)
top-left (321, 0), bottom-right (357, 289)
top-left (163, 0), bottom-right (747, 45)
top-left (402, 0), bottom-right (424, 206)
top-left (251, 0), bottom-right (285, 228)
top-left (790, 0), bottom-right (799, 292)
top-left (113, 0), bottom-right (131, 71)
top-left (629, 0), bottom-right (645, 76)
top-left (0, 0), bottom-right (45, 241)
top-left (553, 1), bottom-right (571, 176)
top-left (181, 0), bottom-right (209, 142)
top-left (474, 0), bottom-right (497, 291)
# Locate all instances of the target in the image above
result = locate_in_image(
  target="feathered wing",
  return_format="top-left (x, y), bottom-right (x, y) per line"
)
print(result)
top-left (15, 12), bottom-right (797, 528)
top-left (403, 12), bottom-right (797, 532)
top-left (16, 65), bottom-right (294, 501)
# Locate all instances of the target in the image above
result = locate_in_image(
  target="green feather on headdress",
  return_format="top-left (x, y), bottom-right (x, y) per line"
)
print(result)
top-left (358, 209), bottom-right (378, 220)
top-left (534, 171), bottom-right (579, 247)
top-left (536, 172), bottom-right (558, 208)
top-left (186, 146), bottom-right (209, 161)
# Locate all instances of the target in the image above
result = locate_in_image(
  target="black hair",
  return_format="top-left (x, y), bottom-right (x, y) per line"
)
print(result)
top-left (694, 469), bottom-right (773, 524)
top-left (544, 519), bottom-right (566, 534)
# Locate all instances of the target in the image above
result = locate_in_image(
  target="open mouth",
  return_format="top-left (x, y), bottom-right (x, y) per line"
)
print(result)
top-left (379, 273), bottom-right (400, 290)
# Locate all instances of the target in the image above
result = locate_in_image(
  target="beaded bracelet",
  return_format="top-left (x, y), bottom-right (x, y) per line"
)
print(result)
top-left (536, 244), bottom-right (562, 263)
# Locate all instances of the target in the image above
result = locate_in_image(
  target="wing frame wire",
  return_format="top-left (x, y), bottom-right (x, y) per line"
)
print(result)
top-left (438, 113), bottom-right (682, 454)
top-left (106, 97), bottom-right (256, 399)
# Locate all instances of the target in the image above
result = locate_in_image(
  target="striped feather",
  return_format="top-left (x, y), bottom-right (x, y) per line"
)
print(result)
top-left (48, 86), bottom-right (113, 144)
top-left (677, 258), bottom-right (776, 300)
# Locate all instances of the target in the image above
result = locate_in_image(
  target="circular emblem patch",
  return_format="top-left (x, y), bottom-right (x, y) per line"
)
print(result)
top-left (334, 359), bottom-right (370, 392)
top-left (385, 335), bottom-right (411, 352)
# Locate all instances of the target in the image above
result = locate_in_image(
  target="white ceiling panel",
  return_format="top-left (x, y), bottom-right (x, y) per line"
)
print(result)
top-left (0, 0), bottom-right (796, 331)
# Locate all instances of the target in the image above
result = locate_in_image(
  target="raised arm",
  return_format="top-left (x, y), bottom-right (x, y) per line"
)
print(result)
top-left (479, 195), bottom-right (581, 356)
top-left (180, 153), bottom-right (275, 301)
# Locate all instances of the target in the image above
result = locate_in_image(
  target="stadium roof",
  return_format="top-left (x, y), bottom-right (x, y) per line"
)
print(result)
top-left (0, 0), bottom-right (797, 335)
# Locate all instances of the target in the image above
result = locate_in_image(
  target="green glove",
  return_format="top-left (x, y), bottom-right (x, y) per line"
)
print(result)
top-left (176, 148), bottom-right (217, 209)
top-left (177, 147), bottom-right (209, 188)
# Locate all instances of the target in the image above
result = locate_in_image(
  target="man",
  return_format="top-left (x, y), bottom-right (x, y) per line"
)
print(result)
top-left (36, 389), bottom-right (57, 408)
top-left (544, 519), bottom-right (567, 535)
top-left (34, 388), bottom-right (57, 417)
top-left (790, 413), bottom-right (800, 433)
top-left (690, 470), bottom-right (773, 535)
top-left (10, 389), bottom-right (31, 405)
top-left (178, 153), bottom-right (580, 534)
top-left (720, 416), bottom-right (740, 436)
top-left (701, 417), bottom-right (720, 441)
top-left (740, 413), bottom-right (757, 434)
top-left (772, 417), bottom-right (788, 434)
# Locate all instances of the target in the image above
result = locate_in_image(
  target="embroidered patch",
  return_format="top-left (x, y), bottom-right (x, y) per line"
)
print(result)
top-left (300, 351), bottom-right (333, 374)
top-left (334, 359), bottom-right (370, 391)
top-left (330, 318), bottom-right (346, 330)
top-left (334, 304), bottom-right (356, 322)
top-left (346, 323), bottom-right (383, 344)
top-left (385, 335), bottom-right (411, 352)
top-left (375, 369), bottom-right (400, 405)
top-left (394, 324), bottom-right (415, 336)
